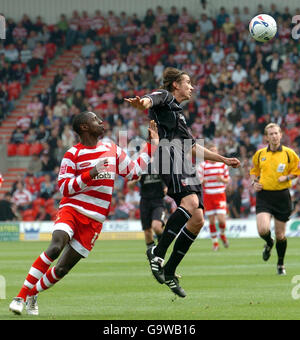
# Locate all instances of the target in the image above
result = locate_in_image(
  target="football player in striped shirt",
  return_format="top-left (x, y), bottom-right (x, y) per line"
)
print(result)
top-left (9, 111), bottom-right (159, 315)
top-left (198, 143), bottom-right (230, 251)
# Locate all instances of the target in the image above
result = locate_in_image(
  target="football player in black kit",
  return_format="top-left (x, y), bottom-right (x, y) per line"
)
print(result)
top-left (128, 174), bottom-right (167, 250)
top-left (125, 67), bottom-right (240, 298)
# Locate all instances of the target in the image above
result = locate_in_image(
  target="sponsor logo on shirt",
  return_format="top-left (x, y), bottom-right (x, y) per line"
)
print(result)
top-left (79, 162), bottom-right (92, 168)
top-left (95, 172), bottom-right (112, 180)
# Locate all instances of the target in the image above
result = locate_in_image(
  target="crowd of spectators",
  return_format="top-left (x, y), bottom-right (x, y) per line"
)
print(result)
top-left (2, 2), bottom-right (300, 221)
top-left (0, 13), bottom-right (63, 126)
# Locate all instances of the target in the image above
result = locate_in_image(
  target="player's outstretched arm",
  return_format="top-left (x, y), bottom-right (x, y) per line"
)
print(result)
top-left (192, 143), bottom-right (240, 168)
top-left (124, 96), bottom-right (152, 110)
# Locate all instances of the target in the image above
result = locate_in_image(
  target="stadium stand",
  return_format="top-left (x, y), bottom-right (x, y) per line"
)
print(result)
top-left (1, 4), bottom-right (300, 221)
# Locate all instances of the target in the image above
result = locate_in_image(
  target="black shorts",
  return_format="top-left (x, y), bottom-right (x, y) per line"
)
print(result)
top-left (140, 198), bottom-right (166, 230)
top-left (256, 189), bottom-right (292, 222)
top-left (168, 191), bottom-right (204, 210)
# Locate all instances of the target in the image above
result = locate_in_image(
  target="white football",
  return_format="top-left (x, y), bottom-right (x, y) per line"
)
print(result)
top-left (249, 14), bottom-right (277, 42)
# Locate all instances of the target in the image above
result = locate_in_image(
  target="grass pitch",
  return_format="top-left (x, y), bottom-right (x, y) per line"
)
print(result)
top-left (0, 238), bottom-right (300, 320)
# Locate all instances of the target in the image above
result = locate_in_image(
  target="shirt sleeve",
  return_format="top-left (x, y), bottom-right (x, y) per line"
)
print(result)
top-left (223, 164), bottom-right (229, 179)
top-left (288, 149), bottom-right (300, 176)
top-left (143, 89), bottom-right (171, 108)
top-left (250, 150), bottom-right (260, 176)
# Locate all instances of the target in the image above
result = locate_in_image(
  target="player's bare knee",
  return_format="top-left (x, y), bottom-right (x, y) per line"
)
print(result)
top-left (187, 223), bottom-right (202, 236)
top-left (181, 198), bottom-right (199, 215)
top-left (151, 221), bottom-right (163, 233)
top-left (208, 216), bottom-right (215, 225)
top-left (54, 265), bottom-right (69, 279)
top-left (217, 215), bottom-right (226, 225)
top-left (187, 214), bottom-right (204, 234)
top-left (46, 230), bottom-right (69, 259)
top-left (257, 221), bottom-right (270, 236)
top-left (275, 232), bottom-right (285, 241)
top-left (46, 244), bottom-right (63, 260)
top-left (196, 215), bottom-right (205, 229)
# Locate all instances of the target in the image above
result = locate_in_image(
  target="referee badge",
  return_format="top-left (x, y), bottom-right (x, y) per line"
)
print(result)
top-left (277, 163), bottom-right (286, 173)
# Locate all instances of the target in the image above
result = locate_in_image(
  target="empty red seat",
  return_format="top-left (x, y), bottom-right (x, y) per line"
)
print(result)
top-left (7, 143), bottom-right (17, 156)
top-left (46, 205), bottom-right (57, 216)
top-left (16, 143), bottom-right (30, 156)
top-left (22, 209), bottom-right (36, 221)
top-left (29, 142), bottom-right (43, 156)
top-left (33, 197), bottom-right (46, 209)
top-left (44, 198), bottom-right (55, 209)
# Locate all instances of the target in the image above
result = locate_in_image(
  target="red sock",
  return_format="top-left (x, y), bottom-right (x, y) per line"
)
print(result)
top-left (17, 252), bottom-right (53, 300)
top-left (219, 223), bottom-right (228, 244)
top-left (219, 223), bottom-right (226, 237)
top-left (209, 224), bottom-right (218, 244)
top-left (28, 267), bottom-right (60, 296)
top-left (28, 266), bottom-right (60, 296)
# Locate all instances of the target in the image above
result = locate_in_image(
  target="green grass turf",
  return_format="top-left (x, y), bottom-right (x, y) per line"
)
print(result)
top-left (0, 238), bottom-right (300, 320)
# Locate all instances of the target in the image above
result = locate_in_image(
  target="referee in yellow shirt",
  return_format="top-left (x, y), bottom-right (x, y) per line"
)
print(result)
top-left (250, 123), bottom-right (300, 275)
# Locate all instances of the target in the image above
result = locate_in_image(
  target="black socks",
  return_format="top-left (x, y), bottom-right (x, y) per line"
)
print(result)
top-left (261, 230), bottom-right (274, 247)
top-left (154, 206), bottom-right (191, 259)
top-left (276, 238), bottom-right (287, 266)
top-left (164, 226), bottom-right (197, 277)
top-left (261, 231), bottom-right (287, 266)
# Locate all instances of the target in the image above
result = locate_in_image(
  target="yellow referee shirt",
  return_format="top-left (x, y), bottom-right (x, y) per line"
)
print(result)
top-left (250, 145), bottom-right (300, 191)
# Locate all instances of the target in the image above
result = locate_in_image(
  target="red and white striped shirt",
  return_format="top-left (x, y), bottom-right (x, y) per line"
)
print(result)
top-left (58, 140), bottom-right (156, 223)
top-left (12, 26), bottom-right (28, 40)
top-left (91, 15), bottom-right (105, 30)
top-left (17, 116), bottom-right (31, 131)
top-left (55, 81), bottom-right (72, 97)
top-left (198, 161), bottom-right (229, 195)
top-left (12, 189), bottom-right (32, 206)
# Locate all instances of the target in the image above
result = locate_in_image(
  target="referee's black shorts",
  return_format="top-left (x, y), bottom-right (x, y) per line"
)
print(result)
top-left (256, 189), bottom-right (292, 222)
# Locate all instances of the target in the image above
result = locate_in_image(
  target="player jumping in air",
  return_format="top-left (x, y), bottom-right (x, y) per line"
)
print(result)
top-left (125, 67), bottom-right (240, 297)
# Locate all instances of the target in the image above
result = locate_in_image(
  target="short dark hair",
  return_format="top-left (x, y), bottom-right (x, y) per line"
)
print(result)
top-left (72, 111), bottom-right (91, 135)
